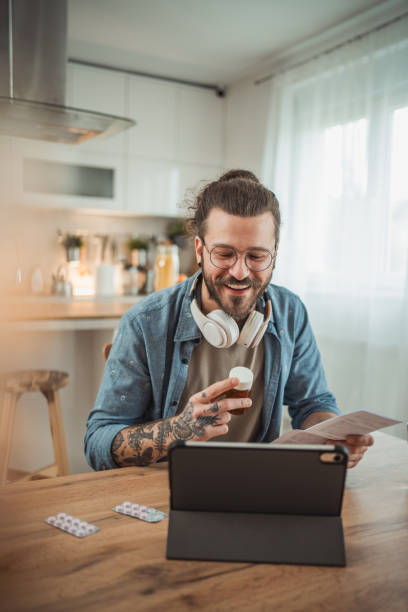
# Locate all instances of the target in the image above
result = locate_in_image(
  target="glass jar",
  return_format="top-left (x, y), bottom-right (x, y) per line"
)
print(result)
top-left (154, 244), bottom-right (179, 291)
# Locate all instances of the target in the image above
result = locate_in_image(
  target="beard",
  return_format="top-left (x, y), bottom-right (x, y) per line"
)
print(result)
top-left (201, 259), bottom-right (273, 323)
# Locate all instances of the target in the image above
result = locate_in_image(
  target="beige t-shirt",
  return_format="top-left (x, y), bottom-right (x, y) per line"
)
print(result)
top-left (177, 339), bottom-right (265, 442)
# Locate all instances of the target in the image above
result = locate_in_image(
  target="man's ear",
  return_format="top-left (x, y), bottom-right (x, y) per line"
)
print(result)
top-left (195, 236), bottom-right (203, 267)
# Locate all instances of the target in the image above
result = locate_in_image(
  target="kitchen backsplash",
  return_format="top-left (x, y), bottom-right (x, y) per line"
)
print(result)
top-left (1, 206), bottom-right (194, 297)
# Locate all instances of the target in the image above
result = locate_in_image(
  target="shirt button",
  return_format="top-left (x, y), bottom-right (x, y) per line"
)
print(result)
top-left (171, 400), bottom-right (178, 406)
top-left (182, 359), bottom-right (188, 365)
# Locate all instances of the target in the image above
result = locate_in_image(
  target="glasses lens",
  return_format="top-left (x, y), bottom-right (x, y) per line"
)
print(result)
top-left (210, 247), bottom-right (236, 269)
top-left (245, 249), bottom-right (272, 271)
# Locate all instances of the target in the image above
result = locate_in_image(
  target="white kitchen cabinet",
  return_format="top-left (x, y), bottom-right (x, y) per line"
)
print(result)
top-left (9, 65), bottom-right (225, 216)
top-left (128, 76), bottom-right (177, 160)
top-left (12, 138), bottom-right (124, 212)
top-left (176, 86), bottom-right (224, 166)
top-left (68, 64), bottom-right (131, 156)
top-left (126, 159), bottom-right (181, 216)
top-left (126, 158), bottom-right (221, 217)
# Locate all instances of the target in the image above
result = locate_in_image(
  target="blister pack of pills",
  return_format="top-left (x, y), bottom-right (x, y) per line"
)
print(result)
top-left (112, 501), bottom-right (167, 523)
top-left (44, 512), bottom-right (99, 538)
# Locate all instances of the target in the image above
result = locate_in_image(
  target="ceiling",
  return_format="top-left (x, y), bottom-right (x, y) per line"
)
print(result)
top-left (67, 0), bottom-right (392, 87)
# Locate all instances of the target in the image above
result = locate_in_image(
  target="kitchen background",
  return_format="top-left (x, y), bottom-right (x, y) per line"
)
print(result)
top-left (0, 0), bottom-right (407, 476)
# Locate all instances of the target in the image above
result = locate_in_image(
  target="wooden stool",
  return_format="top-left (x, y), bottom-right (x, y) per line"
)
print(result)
top-left (0, 370), bottom-right (70, 486)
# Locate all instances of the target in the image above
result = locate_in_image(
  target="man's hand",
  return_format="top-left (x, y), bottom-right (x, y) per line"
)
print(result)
top-left (173, 376), bottom-right (252, 442)
top-left (299, 412), bottom-right (374, 468)
top-left (327, 434), bottom-right (374, 468)
top-left (111, 376), bottom-right (252, 467)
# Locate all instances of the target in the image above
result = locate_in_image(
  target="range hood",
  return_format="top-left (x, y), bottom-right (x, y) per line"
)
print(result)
top-left (0, 0), bottom-right (136, 144)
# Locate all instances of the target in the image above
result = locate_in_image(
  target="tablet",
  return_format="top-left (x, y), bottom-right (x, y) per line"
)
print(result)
top-left (166, 441), bottom-right (347, 566)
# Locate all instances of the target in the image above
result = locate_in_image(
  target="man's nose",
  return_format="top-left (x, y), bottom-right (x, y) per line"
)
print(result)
top-left (228, 255), bottom-right (250, 280)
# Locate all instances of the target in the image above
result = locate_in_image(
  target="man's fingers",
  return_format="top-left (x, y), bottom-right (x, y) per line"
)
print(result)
top-left (203, 401), bottom-right (223, 415)
top-left (348, 452), bottom-right (365, 462)
top-left (195, 377), bottom-right (240, 404)
top-left (209, 424), bottom-right (229, 438)
top-left (326, 438), bottom-right (371, 469)
top-left (202, 397), bottom-right (251, 416)
top-left (197, 411), bottom-right (231, 425)
top-left (346, 434), bottom-right (374, 446)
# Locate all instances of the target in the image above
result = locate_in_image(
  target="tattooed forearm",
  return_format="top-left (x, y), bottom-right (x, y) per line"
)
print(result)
top-left (123, 447), bottom-right (153, 466)
top-left (111, 430), bottom-right (124, 453)
top-left (127, 424), bottom-right (154, 453)
top-left (111, 418), bottom-right (175, 467)
top-left (154, 419), bottom-right (173, 454)
top-left (110, 396), bottom-right (224, 469)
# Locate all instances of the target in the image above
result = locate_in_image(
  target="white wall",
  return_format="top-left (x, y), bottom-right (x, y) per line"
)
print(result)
top-left (224, 77), bottom-right (271, 177)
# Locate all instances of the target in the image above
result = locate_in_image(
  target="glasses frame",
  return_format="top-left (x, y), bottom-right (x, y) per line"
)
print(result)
top-left (200, 238), bottom-right (277, 272)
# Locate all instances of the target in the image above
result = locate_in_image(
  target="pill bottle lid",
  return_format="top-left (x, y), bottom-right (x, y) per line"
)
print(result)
top-left (229, 366), bottom-right (253, 391)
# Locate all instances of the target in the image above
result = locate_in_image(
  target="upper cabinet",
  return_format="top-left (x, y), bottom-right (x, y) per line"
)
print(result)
top-left (125, 77), bottom-right (224, 215)
top-left (10, 64), bottom-right (225, 216)
top-left (68, 64), bottom-right (129, 156)
top-left (176, 86), bottom-right (224, 166)
top-left (128, 76), bottom-right (177, 160)
top-left (11, 138), bottom-right (124, 212)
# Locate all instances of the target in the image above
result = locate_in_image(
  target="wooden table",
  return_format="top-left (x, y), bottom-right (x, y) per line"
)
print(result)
top-left (0, 432), bottom-right (407, 611)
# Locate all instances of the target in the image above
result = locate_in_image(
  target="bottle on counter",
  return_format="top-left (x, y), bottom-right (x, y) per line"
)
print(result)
top-left (31, 266), bottom-right (44, 294)
top-left (123, 248), bottom-right (148, 296)
top-left (154, 244), bottom-right (180, 291)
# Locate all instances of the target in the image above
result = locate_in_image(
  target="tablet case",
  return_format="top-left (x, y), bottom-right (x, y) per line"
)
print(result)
top-left (166, 442), bottom-right (347, 566)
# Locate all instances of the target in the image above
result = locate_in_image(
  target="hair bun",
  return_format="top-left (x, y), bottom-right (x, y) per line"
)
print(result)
top-left (218, 169), bottom-right (260, 183)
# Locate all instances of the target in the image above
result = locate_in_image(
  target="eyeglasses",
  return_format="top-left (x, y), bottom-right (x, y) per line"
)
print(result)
top-left (201, 239), bottom-right (276, 272)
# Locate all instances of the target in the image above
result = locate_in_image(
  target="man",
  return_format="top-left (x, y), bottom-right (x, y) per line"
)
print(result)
top-left (85, 170), bottom-right (373, 470)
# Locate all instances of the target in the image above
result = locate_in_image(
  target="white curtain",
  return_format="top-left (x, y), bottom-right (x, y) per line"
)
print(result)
top-left (263, 17), bottom-right (408, 436)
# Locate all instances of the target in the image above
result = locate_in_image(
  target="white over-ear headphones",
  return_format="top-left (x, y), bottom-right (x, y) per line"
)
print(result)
top-left (190, 276), bottom-right (271, 349)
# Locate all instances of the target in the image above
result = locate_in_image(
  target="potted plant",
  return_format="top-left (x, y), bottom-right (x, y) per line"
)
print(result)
top-left (167, 219), bottom-right (188, 249)
top-left (62, 234), bottom-right (84, 262)
top-left (126, 236), bottom-right (149, 267)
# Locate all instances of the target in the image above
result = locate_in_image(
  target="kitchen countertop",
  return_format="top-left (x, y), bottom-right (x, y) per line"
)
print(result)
top-left (0, 295), bottom-right (144, 331)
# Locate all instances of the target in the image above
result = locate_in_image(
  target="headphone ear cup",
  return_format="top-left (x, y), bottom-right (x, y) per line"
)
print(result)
top-left (237, 310), bottom-right (264, 348)
top-left (190, 299), bottom-right (239, 348)
top-left (207, 310), bottom-right (239, 348)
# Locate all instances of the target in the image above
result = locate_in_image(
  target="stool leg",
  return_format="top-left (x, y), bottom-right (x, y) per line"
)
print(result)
top-left (42, 389), bottom-right (70, 477)
top-left (0, 392), bottom-right (19, 486)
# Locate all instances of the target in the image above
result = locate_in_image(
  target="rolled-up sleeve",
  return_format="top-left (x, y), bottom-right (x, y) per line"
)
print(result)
top-left (84, 311), bottom-right (153, 471)
top-left (284, 301), bottom-right (340, 429)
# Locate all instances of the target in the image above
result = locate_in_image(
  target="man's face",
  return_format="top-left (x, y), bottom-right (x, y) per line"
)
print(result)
top-left (195, 208), bottom-right (277, 322)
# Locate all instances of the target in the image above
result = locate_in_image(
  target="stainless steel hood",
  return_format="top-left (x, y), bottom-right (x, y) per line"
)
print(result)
top-left (0, 0), bottom-right (136, 144)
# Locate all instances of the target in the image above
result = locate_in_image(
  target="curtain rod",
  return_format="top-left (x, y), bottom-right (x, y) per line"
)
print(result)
top-left (68, 58), bottom-right (225, 97)
top-left (255, 11), bottom-right (408, 86)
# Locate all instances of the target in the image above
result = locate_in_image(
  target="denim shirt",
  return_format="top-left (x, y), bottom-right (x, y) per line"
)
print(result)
top-left (85, 273), bottom-right (340, 470)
